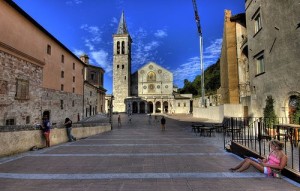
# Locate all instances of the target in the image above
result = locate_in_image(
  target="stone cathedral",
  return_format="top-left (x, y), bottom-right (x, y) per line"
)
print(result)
top-left (113, 12), bottom-right (192, 114)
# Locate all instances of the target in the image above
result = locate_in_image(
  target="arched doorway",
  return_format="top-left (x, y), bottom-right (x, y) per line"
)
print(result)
top-left (43, 110), bottom-right (51, 120)
top-left (289, 95), bottom-right (300, 124)
top-left (140, 102), bottom-right (145, 113)
top-left (148, 102), bottom-right (153, 113)
top-left (163, 101), bottom-right (168, 113)
top-left (155, 101), bottom-right (161, 113)
top-left (132, 102), bottom-right (138, 114)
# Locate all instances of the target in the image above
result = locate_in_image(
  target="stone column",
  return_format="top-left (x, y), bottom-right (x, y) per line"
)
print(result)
top-left (145, 101), bottom-right (148, 114)
top-left (137, 101), bottom-right (140, 114)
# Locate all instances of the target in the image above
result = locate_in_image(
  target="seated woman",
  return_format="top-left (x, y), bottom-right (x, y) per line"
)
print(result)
top-left (229, 140), bottom-right (287, 176)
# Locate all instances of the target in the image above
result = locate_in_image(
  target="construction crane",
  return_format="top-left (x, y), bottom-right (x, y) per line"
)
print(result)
top-left (192, 0), bottom-right (202, 36)
top-left (192, 0), bottom-right (205, 107)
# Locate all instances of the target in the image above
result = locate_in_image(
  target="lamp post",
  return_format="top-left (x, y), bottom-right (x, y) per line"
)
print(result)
top-left (109, 95), bottom-right (114, 129)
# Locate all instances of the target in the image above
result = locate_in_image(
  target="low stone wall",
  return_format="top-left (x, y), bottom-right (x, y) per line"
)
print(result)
top-left (193, 104), bottom-right (244, 122)
top-left (0, 123), bottom-right (111, 157)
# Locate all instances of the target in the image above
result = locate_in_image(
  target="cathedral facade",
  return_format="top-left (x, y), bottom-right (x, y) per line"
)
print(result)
top-left (113, 13), bottom-right (192, 114)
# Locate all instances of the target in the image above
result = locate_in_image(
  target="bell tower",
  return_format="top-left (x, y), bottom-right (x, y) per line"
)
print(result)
top-left (113, 12), bottom-right (132, 112)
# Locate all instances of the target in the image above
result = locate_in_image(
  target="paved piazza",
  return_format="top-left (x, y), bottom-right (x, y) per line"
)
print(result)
top-left (0, 114), bottom-right (299, 190)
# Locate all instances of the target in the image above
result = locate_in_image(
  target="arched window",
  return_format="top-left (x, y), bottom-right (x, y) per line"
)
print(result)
top-left (147, 71), bottom-right (156, 82)
top-left (122, 41), bottom-right (125, 54)
top-left (117, 41), bottom-right (120, 54)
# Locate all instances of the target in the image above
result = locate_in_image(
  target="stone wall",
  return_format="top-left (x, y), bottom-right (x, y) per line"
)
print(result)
top-left (173, 99), bottom-right (190, 114)
top-left (0, 50), bottom-right (43, 125)
top-left (41, 88), bottom-right (83, 126)
top-left (0, 123), bottom-right (111, 157)
top-left (84, 83), bottom-right (99, 118)
top-left (193, 104), bottom-right (243, 122)
top-left (246, 0), bottom-right (300, 117)
top-left (218, 10), bottom-right (239, 104)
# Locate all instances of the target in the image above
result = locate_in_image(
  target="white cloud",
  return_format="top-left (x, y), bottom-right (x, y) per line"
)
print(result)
top-left (203, 38), bottom-right (222, 66)
top-left (73, 49), bottom-right (85, 57)
top-left (84, 39), bottom-right (94, 51)
top-left (173, 38), bottom-right (222, 88)
top-left (66, 0), bottom-right (83, 5)
top-left (80, 24), bottom-right (103, 51)
top-left (144, 41), bottom-right (159, 52)
top-left (173, 57), bottom-right (200, 84)
top-left (90, 49), bottom-right (112, 73)
top-left (154, 29), bottom-right (168, 38)
top-left (131, 27), bottom-right (166, 70)
top-left (110, 17), bottom-right (118, 27)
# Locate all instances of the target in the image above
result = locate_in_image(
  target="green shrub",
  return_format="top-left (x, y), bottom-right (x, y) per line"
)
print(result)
top-left (263, 96), bottom-right (277, 127)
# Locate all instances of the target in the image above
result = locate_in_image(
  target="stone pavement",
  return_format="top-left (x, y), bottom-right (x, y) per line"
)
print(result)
top-left (0, 113), bottom-right (299, 191)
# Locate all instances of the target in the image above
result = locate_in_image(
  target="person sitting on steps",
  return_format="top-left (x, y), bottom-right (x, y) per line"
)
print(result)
top-left (229, 140), bottom-right (287, 177)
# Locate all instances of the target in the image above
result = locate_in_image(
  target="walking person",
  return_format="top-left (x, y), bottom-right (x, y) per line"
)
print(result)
top-left (42, 115), bottom-right (51, 147)
top-left (148, 114), bottom-right (152, 125)
top-left (64, 118), bottom-right (76, 142)
top-left (118, 115), bottom-right (122, 127)
top-left (161, 116), bottom-right (166, 131)
top-left (128, 114), bottom-right (132, 124)
top-left (154, 115), bottom-right (158, 123)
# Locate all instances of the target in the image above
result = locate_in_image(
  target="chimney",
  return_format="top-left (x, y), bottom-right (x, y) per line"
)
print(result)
top-left (80, 54), bottom-right (89, 64)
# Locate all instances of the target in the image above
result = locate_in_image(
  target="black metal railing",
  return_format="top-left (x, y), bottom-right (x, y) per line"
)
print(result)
top-left (223, 117), bottom-right (300, 173)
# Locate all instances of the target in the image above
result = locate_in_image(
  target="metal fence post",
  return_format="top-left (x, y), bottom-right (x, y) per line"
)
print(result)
top-left (258, 117), bottom-right (262, 156)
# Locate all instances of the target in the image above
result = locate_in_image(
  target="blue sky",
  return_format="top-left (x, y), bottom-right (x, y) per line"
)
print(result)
top-left (13, 0), bottom-right (245, 94)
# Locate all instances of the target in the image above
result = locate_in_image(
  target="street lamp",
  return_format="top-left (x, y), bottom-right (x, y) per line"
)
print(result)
top-left (109, 95), bottom-right (114, 129)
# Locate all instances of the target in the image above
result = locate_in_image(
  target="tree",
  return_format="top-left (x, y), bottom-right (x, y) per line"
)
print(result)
top-left (179, 79), bottom-right (198, 95)
top-left (178, 59), bottom-right (220, 96)
top-left (263, 96), bottom-right (277, 126)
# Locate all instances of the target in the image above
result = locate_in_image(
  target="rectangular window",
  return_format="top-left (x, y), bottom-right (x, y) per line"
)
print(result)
top-left (61, 71), bottom-right (64, 78)
top-left (73, 87), bottom-right (75, 93)
top-left (60, 100), bottom-right (64, 109)
top-left (73, 76), bottom-right (75, 82)
top-left (72, 100), bottom-right (75, 107)
top-left (61, 55), bottom-right (64, 63)
top-left (178, 103), bottom-right (180, 107)
top-left (15, 79), bottom-right (29, 100)
top-left (61, 84), bottom-right (64, 91)
top-left (254, 51), bottom-right (265, 75)
top-left (184, 103), bottom-right (186, 107)
top-left (26, 116), bottom-right (30, 124)
top-left (47, 44), bottom-right (51, 55)
top-left (6, 118), bottom-right (15, 126)
top-left (254, 14), bottom-right (262, 33)
top-left (256, 55), bottom-right (265, 75)
top-left (73, 63), bottom-right (75, 70)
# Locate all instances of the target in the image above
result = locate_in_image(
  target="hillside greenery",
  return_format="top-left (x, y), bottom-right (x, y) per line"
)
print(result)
top-left (179, 59), bottom-right (220, 96)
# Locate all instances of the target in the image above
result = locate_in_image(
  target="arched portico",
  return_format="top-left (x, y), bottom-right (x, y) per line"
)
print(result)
top-left (163, 101), bottom-right (168, 113)
top-left (148, 102), bottom-right (154, 113)
top-left (132, 102), bottom-right (138, 114)
top-left (140, 102), bottom-right (146, 113)
top-left (155, 101), bottom-right (161, 113)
